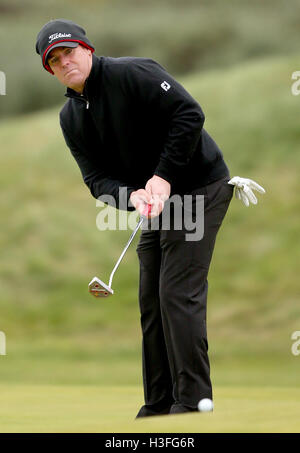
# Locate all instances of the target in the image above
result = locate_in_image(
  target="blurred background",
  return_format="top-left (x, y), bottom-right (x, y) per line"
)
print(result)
top-left (0, 0), bottom-right (300, 427)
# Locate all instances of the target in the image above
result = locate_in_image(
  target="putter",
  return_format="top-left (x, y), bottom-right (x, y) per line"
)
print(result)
top-left (88, 203), bottom-right (152, 298)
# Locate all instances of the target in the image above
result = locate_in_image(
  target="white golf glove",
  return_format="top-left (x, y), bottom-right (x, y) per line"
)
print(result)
top-left (228, 176), bottom-right (266, 207)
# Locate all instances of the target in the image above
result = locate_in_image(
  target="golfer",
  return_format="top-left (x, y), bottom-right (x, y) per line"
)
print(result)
top-left (36, 19), bottom-right (235, 416)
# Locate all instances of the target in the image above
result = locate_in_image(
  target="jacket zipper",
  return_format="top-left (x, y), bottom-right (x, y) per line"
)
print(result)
top-left (83, 95), bottom-right (89, 109)
top-left (80, 93), bottom-right (89, 109)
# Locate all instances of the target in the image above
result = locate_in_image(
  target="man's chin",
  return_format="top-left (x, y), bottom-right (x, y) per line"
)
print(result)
top-left (65, 73), bottom-right (85, 92)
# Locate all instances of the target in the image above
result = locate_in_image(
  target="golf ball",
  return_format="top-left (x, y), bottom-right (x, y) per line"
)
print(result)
top-left (197, 398), bottom-right (214, 412)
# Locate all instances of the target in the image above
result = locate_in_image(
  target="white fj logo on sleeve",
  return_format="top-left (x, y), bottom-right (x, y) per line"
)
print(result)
top-left (161, 81), bottom-right (171, 92)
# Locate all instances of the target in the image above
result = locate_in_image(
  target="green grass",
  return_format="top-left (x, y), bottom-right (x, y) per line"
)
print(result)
top-left (0, 385), bottom-right (299, 432)
top-left (1, 340), bottom-right (299, 387)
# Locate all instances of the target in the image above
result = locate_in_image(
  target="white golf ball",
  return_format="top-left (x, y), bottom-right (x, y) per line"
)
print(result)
top-left (197, 398), bottom-right (214, 412)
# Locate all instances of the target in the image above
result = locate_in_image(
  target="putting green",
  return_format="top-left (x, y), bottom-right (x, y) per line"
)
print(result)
top-left (0, 385), bottom-right (299, 433)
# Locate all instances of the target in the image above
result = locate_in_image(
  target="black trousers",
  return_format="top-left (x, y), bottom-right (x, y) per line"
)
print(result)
top-left (135, 177), bottom-right (233, 416)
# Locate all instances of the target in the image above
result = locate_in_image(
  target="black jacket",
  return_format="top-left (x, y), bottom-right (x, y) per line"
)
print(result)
top-left (60, 54), bottom-right (229, 210)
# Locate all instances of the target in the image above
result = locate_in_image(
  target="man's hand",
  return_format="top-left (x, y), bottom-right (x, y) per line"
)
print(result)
top-left (145, 175), bottom-right (171, 218)
top-left (130, 189), bottom-right (153, 217)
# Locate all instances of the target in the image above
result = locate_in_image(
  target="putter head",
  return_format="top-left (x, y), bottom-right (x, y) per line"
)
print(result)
top-left (88, 277), bottom-right (114, 298)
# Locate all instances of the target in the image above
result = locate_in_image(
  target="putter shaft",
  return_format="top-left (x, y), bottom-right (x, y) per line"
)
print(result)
top-left (89, 204), bottom-right (151, 298)
top-left (108, 216), bottom-right (144, 288)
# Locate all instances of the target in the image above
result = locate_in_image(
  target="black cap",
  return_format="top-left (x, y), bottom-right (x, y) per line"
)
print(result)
top-left (35, 19), bottom-right (95, 74)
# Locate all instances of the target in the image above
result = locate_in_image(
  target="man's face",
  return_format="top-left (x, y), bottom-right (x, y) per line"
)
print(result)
top-left (47, 45), bottom-right (92, 93)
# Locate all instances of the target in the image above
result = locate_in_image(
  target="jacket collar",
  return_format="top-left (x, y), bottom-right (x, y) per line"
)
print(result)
top-left (64, 54), bottom-right (101, 101)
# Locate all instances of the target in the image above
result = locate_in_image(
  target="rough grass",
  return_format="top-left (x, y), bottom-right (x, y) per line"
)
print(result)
top-left (1, 0), bottom-right (300, 118)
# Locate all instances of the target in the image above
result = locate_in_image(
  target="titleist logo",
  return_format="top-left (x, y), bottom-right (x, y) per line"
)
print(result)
top-left (49, 33), bottom-right (72, 43)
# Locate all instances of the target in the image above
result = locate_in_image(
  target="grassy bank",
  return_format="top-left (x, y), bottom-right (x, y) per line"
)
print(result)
top-left (1, 0), bottom-right (300, 118)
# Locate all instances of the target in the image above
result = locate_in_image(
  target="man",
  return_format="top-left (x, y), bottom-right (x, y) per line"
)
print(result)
top-left (36, 19), bottom-right (263, 417)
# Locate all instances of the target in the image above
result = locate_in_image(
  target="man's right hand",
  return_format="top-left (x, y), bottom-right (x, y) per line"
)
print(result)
top-left (130, 189), bottom-right (153, 217)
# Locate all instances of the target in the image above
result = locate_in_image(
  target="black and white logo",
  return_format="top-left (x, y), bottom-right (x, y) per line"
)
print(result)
top-left (161, 81), bottom-right (171, 92)
top-left (49, 32), bottom-right (72, 44)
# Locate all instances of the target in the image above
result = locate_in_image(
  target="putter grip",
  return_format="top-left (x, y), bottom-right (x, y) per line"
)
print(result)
top-left (142, 204), bottom-right (152, 217)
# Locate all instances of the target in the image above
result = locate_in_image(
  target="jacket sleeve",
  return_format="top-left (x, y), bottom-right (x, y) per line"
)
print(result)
top-left (122, 58), bottom-right (205, 185)
top-left (59, 119), bottom-right (136, 211)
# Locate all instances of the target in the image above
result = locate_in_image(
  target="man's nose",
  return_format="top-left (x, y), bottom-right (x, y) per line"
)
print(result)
top-left (61, 54), bottom-right (71, 66)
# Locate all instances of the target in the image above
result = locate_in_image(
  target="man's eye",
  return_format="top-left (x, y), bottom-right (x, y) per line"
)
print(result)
top-left (49, 57), bottom-right (58, 65)
top-left (65, 48), bottom-right (73, 55)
